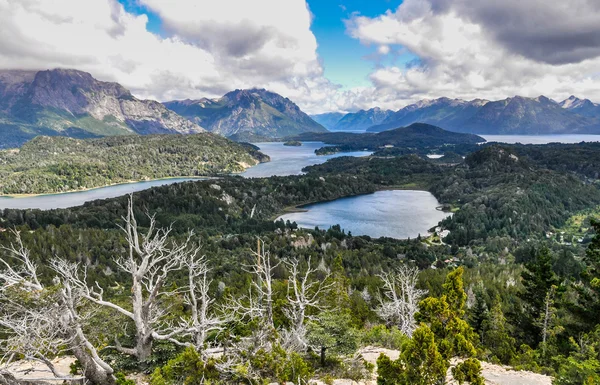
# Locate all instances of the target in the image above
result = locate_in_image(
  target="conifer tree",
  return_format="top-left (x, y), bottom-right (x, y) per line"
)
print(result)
top-left (482, 296), bottom-right (516, 364)
top-left (378, 268), bottom-right (485, 385)
top-left (519, 247), bottom-right (560, 346)
top-left (576, 220), bottom-right (600, 329)
top-left (376, 325), bottom-right (447, 385)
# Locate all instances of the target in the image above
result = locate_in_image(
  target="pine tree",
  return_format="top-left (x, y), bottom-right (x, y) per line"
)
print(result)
top-left (575, 220), bottom-right (600, 329)
top-left (469, 291), bottom-right (489, 342)
top-left (378, 268), bottom-right (485, 385)
top-left (519, 246), bottom-right (560, 346)
top-left (482, 296), bottom-right (516, 364)
top-left (376, 325), bottom-right (447, 385)
top-left (417, 267), bottom-right (479, 360)
top-left (306, 311), bottom-right (358, 367)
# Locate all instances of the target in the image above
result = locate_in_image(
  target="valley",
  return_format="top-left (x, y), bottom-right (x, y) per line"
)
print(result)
top-left (2, 130), bottom-right (600, 385)
top-left (3, 3), bottom-right (600, 384)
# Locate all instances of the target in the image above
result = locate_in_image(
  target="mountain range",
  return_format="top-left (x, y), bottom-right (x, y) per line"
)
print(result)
top-left (367, 95), bottom-right (600, 134)
top-left (0, 69), bottom-right (204, 148)
top-left (164, 89), bottom-right (327, 141)
top-left (2, 67), bottom-right (600, 149)
top-left (310, 108), bottom-right (394, 131)
top-left (310, 112), bottom-right (346, 130)
top-left (0, 69), bottom-right (328, 148)
top-left (314, 95), bottom-right (600, 134)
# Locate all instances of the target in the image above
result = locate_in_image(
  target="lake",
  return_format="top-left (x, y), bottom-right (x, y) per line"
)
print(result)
top-left (277, 190), bottom-right (450, 239)
top-left (241, 142), bottom-right (371, 178)
top-left (0, 142), bottom-right (370, 210)
top-left (0, 178), bottom-right (203, 210)
top-left (480, 134), bottom-right (600, 144)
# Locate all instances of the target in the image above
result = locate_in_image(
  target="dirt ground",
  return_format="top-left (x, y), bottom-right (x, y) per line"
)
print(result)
top-left (5, 348), bottom-right (552, 385)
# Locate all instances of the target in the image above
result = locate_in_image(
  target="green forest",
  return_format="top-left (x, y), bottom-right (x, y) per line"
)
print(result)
top-left (290, 123), bottom-right (484, 155)
top-left (0, 134), bottom-right (268, 195)
top-left (1, 140), bottom-right (600, 385)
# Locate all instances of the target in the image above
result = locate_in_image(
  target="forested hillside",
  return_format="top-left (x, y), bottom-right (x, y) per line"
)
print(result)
top-left (305, 146), bottom-right (600, 245)
top-left (291, 123), bottom-right (484, 155)
top-left (0, 134), bottom-right (268, 195)
top-left (1, 143), bottom-right (600, 385)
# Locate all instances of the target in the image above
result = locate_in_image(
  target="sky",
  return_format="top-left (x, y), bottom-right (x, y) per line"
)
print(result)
top-left (1, 0), bottom-right (600, 114)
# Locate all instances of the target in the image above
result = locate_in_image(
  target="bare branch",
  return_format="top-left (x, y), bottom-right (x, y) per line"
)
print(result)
top-left (377, 265), bottom-right (427, 337)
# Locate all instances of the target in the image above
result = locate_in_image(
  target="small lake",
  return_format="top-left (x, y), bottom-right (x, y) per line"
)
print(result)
top-left (480, 134), bottom-right (600, 144)
top-left (241, 142), bottom-right (371, 178)
top-left (277, 190), bottom-right (450, 239)
top-left (0, 178), bottom-right (202, 210)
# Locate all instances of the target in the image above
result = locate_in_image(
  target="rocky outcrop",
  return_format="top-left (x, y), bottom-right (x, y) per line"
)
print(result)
top-left (0, 69), bottom-right (204, 148)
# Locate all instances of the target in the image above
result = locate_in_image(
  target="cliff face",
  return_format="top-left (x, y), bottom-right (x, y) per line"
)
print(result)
top-left (0, 68), bottom-right (203, 148)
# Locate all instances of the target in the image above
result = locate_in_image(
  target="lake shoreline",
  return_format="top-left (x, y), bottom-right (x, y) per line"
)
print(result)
top-left (273, 182), bottom-right (443, 220)
top-left (276, 189), bottom-right (451, 239)
top-left (0, 176), bottom-right (219, 199)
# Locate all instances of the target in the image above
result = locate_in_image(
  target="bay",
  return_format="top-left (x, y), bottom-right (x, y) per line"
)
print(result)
top-left (241, 142), bottom-right (371, 178)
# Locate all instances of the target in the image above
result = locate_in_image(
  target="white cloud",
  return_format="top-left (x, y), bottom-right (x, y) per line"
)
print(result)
top-left (3, 0), bottom-right (600, 115)
top-left (345, 0), bottom-right (600, 110)
top-left (0, 0), bottom-right (341, 113)
top-left (377, 45), bottom-right (390, 55)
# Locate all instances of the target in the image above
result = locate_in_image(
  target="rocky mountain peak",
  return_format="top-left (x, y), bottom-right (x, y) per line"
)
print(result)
top-left (0, 68), bottom-right (204, 147)
top-left (164, 88), bottom-right (326, 140)
top-left (27, 69), bottom-right (132, 114)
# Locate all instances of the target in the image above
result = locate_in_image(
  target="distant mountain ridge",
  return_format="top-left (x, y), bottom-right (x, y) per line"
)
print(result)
top-left (310, 108), bottom-right (394, 132)
top-left (370, 98), bottom-right (488, 133)
top-left (0, 69), bottom-right (204, 148)
top-left (332, 107), bottom-right (394, 131)
top-left (164, 89), bottom-right (327, 141)
top-left (310, 112), bottom-right (345, 130)
top-left (366, 95), bottom-right (600, 134)
top-left (559, 95), bottom-right (600, 119)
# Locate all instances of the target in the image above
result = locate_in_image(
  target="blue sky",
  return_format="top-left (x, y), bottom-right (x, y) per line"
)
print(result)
top-left (12, 0), bottom-right (594, 112)
top-left (117, 0), bottom-right (412, 90)
top-left (307, 0), bottom-right (406, 89)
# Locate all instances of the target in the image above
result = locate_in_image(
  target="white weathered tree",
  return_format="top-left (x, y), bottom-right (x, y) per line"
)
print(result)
top-left (228, 239), bottom-right (279, 332)
top-left (61, 197), bottom-right (192, 361)
top-left (377, 265), bottom-right (427, 336)
top-left (0, 231), bottom-right (116, 385)
top-left (537, 285), bottom-right (562, 357)
top-left (281, 256), bottom-right (332, 351)
top-left (215, 239), bottom-right (282, 381)
top-left (182, 252), bottom-right (230, 351)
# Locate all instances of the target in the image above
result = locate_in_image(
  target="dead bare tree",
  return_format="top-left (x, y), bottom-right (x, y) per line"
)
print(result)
top-left (538, 285), bottom-right (562, 357)
top-left (281, 256), bottom-right (332, 351)
top-left (60, 197), bottom-right (192, 361)
top-left (228, 239), bottom-right (279, 331)
top-left (377, 265), bottom-right (427, 337)
top-left (182, 252), bottom-right (230, 351)
top-left (0, 231), bottom-right (116, 385)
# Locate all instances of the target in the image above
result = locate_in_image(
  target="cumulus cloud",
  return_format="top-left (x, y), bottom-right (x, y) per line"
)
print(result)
top-left (3, 0), bottom-right (600, 115)
top-left (440, 0), bottom-right (600, 65)
top-left (346, 0), bottom-right (600, 110)
top-left (0, 0), bottom-right (341, 113)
